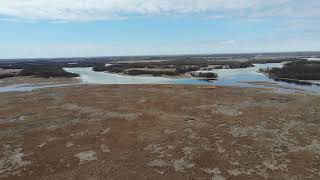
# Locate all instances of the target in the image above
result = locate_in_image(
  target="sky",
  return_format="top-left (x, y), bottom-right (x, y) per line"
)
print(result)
top-left (0, 0), bottom-right (319, 59)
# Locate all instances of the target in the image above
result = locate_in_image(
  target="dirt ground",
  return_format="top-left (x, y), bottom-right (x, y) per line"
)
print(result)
top-left (0, 84), bottom-right (319, 180)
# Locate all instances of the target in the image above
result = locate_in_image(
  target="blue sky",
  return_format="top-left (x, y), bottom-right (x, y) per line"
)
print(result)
top-left (0, 0), bottom-right (319, 58)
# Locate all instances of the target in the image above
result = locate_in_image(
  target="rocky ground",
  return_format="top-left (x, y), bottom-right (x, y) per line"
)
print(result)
top-left (0, 84), bottom-right (319, 180)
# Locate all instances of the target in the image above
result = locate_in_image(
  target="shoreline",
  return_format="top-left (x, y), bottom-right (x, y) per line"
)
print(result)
top-left (261, 71), bottom-right (320, 86)
top-left (0, 74), bottom-right (319, 95)
top-left (95, 69), bottom-right (218, 81)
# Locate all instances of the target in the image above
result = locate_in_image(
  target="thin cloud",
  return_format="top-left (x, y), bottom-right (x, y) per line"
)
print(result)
top-left (0, 0), bottom-right (318, 21)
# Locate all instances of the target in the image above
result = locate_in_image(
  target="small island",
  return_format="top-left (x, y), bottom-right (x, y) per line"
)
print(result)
top-left (92, 59), bottom-right (254, 80)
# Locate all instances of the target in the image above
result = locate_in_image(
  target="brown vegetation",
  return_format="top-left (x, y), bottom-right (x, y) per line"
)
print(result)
top-left (0, 84), bottom-right (319, 179)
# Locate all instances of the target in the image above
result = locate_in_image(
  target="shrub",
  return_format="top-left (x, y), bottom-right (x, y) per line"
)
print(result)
top-left (191, 72), bottom-right (218, 78)
top-left (0, 73), bottom-right (16, 79)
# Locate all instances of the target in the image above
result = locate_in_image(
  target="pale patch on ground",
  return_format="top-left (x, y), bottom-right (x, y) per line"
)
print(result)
top-left (65, 142), bottom-right (74, 148)
top-left (62, 103), bottom-right (97, 114)
top-left (202, 167), bottom-right (225, 180)
top-left (100, 145), bottom-right (111, 153)
top-left (211, 105), bottom-right (242, 117)
top-left (194, 104), bottom-right (216, 110)
top-left (195, 104), bottom-right (243, 117)
top-left (145, 144), bottom-right (196, 172)
top-left (172, 158), bottom-right (195, 172)
top-left (163, 129), bottom-right (177, 134)
top-left (215, 142), bottom-right (226, 154)
top-left (70, 129), bottom-right (103, 138)
top-left (46, 125), bottom-right (60, 131)
top-left (147, 159), bottom-right (169, 167)
top-left (37, 137), bottom-right (63, 148)
top-left (74, 151), bottom-right (97, 165)
top-left (10, 115), bottom-right (27, 122)
top-left (307, 140), bottom-right (320, 154)
top-left (182, 147), bottom-right (197, 156)
top-left (144, 144), bottom-right (165, 154)
top-left (182, 146), bottom-right (198, 161)
top-left (230, 126), bottom-right (255, 138)
top-left (229, 161), bottom-right (240, 166)
top-left (227, 169), bottom-right (242, 176)
top-left (201, 167), bottom-right (221, 174)
top-left (37, 142), bottom-right (47, 148)
top-left (210, 174), bottom-right (226, 180)
top-left (47, 137), bottom-right (63, 142)
top-left (0, 145), bottom-right (31, 177)
top-left (109, 112), bottom-right (140, 121)
top-left (227, 168), bottom-right (258, 177)
top-left (71, 130), bottom-right (90, 137)
top-left (184, 128), bottom-right (200, 139)
top-left (100, 128), bottom-right (111, 135)
top-left (62, 103), bottom-right (140, 121)
top-left (262, 160), bottom-right (288, 171)
top-left (289, 138), bottom-right (320, 155)
top-left (138, 98), bottom-right (147, 103)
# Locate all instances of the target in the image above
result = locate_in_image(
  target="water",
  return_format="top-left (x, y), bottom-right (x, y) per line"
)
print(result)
top-left (64, 67), bottom-right (174, 84)
top-left (307, 57), bottom-right (320, 61)
top-left (64, 63), bottom-right (320, 94)
top-left (64, 63), bottom-right (286, 86)
top-left (1, 62), bottom-right (320, 94)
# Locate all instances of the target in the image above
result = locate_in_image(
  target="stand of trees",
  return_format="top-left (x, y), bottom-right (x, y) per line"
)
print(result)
top-left (92, 60), bottom-right (253, 77)
top-left (0, 73), bottom-right (16, 79)
top-left (191, 72), bottom-right (218, 79)
top-left (126, 69), bottom-right (178, 76)
top-left (264, 61), bottom-right (320, 80)
top-left (18, 67), bottom-right (79, 78)
top-left (0, 61), bottom-right (81, 79)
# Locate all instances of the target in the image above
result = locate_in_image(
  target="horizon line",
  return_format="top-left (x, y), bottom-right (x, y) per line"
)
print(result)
top-left (1, 50), bottom-right (320, 61)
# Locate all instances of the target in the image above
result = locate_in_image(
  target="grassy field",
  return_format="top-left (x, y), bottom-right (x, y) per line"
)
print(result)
top-left (0, 84), bottom-right (319, 179)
